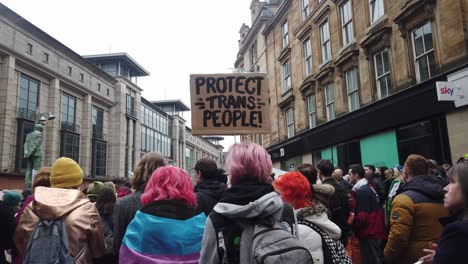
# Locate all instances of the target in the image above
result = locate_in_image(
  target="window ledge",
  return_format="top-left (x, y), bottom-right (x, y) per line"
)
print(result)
top-left (319, 60), bottom-right (332, 70)
top-left (278, 47), bottom-right (291, 62)
top-left (366, 14), bottom-right (388, 35)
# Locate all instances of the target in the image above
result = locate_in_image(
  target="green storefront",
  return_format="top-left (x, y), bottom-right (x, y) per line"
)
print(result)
top-left (360, 130), bottom-right (400, 168)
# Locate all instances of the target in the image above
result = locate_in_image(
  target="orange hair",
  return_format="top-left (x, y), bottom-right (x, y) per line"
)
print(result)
top-left (273, 171), bottom-right (313, 209)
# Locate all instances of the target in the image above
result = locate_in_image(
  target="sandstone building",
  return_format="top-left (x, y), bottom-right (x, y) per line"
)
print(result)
top-left (236, 0), bottom-right (468, 170)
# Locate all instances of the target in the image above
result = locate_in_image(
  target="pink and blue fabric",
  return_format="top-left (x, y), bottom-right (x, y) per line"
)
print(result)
top-left (119, 210), bottom-right (206, 264)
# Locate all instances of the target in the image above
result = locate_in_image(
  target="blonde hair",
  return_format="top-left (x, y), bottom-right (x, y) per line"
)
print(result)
top-left (132, 152), bottom-right (167, 191)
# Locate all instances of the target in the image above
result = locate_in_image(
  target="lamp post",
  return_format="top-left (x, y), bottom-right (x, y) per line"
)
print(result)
top-left (37, 112), bottom-right (56, 124)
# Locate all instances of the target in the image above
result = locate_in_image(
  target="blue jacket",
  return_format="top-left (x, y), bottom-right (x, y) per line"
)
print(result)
top-left (433, 210), bottom-right (468, 264)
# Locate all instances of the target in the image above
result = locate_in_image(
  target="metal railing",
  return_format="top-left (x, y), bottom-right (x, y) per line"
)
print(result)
top-left (61, 122), bottom-right (80, 133)
top-left (17, 108), bottom-right (36, 121)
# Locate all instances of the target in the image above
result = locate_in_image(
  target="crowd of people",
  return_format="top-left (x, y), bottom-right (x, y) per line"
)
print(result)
top-left (1, 143), bottom-right (467, 264)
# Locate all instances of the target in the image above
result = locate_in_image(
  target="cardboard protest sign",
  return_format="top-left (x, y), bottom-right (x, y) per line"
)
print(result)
top-left (190, 73), bottom-right (270, 135)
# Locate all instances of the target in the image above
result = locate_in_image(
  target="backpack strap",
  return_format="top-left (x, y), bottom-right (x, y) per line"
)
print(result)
top-left (209, 212), bottom-right (230, 264)
top-left (280, 204), bottom-right (297, 236)
top-left (298, 219), bottom-right (333, 264)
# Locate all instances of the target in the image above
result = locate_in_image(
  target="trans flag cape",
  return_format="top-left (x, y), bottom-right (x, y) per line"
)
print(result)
top-left (119, 210), bottom-right (206, 264)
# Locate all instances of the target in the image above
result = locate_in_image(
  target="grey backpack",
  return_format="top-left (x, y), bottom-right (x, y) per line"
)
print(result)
top-left (210, 207), bottom-right (313, 264)
top-left (23, 219), bottom-right (84, 264)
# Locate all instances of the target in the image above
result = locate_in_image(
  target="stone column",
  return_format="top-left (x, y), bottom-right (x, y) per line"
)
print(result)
top-left (0, 55), bottom-right (17, 172)
top-left (43, 78), bottom-right (61, 166)
top-left (108, 81), bottom-right (126, 179)
top-left (80, 94), bottom-right (92, 176)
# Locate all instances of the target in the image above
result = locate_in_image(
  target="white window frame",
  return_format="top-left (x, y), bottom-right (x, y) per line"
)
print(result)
top-left (282, 20), bottom-right (289, 48)
top-left (369, 0), bottom-right (384, 24)
top-left (303, 38), bottom-right (313, 76)
top-left (250, 41), bottom-right (257, 65)
top-left (374, 49), bottom-right (392, 99)
top-left (345, 68), bottom-right (360, 111)
top-left (307, 95), bottom-right (316, 129)
top-left (285, 108), bottom-right (295, 138)
top-left (411, 22), bottom-right (435, 83)
top-left (320, 20), bottom-right (331, 63)
top-left (282, 60), bottom-right (292, 93)
top-left (324, 83), bottom-right (335, 121)
top-left (341, 0), bottom-right (354, 46)
top-left (302, 0), bottom-right (310, 20)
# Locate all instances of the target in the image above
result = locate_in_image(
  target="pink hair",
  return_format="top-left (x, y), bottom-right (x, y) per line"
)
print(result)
top-left (226, 142), bottom-right (273, 185)
top-left (141, 166), bottom-right (197, 208)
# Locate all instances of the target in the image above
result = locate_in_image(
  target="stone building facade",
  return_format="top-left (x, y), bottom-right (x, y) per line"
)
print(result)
top-left (236, 0), bottom-right (468, 170)
top-left (0, 3), bottom-right (223, 189)
top-left (235, 0), bottom-right (281, 147)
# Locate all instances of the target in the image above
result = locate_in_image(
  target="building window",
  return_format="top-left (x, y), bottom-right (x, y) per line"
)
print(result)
top-left (43, 52), bottom-right (49, 63)
top-left (411, 22), bottom-right (436, 83)
top-left (370, 0), bottom-right (384, 24)
top-left (250, 41), bottom-right (257, 65)
top-left (106, 88), bottom-right (110, 96)
top-left (341, 0), bottom-right (354, 46)
top-left (320, 20), bottom-right (331, 63)
top-left (26, 43), bottom-right (33, 54)
top-left (126, 94), bottom-right (135, 117)
top-left (302, 0), bottom-right (309, 20)
top-left (79, 73), bottom-right (84, 82)
top-left (18, 74), bottom-right (39, 120)
top-left (61, 133), bottom-right (80, 163)
top-left (303, 38), bottom-right (312, 76)
top-left (92, 106), bottom-right (104, 140)
top-left (67, 66), bottom-right (72, 76)
top-left (374, 49), bottom-right (392, 98)
top-left (93, 141), bottom-right (107, 177)
top-left (282, 60), bottom-right (292, 93)
top-left (61, 94), bottom-right (76, 131)
top-left (97, 83), bottom-right (101, 91)
top-left (281, 20), bottom-right (289, 48)
top-left (324, 83), bottom-right (335, 121)
top-left (345, 68), bottom-right (360, 111)
top-left (285, 108), bottom-right (295, 138)
top-left (307, 95), bottom-right (316, 129)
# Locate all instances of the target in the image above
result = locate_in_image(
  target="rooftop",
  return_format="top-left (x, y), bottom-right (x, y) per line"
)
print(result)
top-left (152, 100), bottom-right (190, 112)
top-left (83, 53), bottom-right (150, 77)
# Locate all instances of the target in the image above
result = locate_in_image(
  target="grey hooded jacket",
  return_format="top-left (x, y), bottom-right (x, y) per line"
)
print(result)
top-left (199, 191), bottom-right (284, 264)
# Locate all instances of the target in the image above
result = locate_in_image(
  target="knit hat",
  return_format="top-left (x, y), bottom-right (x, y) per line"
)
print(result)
top-left (87, 181), bottom-right (104, 197)
top-left (2, 191), bottom-right (21, 207)
top-left (50, 157), bottom-right (83, 188)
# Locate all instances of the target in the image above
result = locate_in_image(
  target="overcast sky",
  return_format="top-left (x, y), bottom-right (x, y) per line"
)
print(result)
top-left (2, 0), bottom-right (252, 149)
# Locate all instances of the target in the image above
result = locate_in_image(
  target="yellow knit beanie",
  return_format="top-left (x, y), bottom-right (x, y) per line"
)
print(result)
top-left (50, 157), bottom-right (83, 188)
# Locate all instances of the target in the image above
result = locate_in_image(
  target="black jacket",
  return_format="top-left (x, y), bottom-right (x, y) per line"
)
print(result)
top-left (322, 177), bottom-right (351, 241)
top-left (433, 210), bottom-right (468, 264)
top-left (0, 201), bottom-right (16, 264)
top-left (195, 180), bottom-right (226, 216)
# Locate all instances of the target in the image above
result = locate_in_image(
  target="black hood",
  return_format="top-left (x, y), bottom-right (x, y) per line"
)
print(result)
top-left (401, 175), bottom-right (445, 202)
top-left (219, 183), bottom-right (274, 206)
top-left (195, 180), bottom-right (226, 200)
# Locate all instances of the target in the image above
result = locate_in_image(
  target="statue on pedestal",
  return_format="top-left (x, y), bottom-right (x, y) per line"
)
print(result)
top-left (24, 124), bottom-right (43, 188)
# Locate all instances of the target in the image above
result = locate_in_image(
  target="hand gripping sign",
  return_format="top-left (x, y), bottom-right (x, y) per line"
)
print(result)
top-left (190, 73), bottom-right (270, 136)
